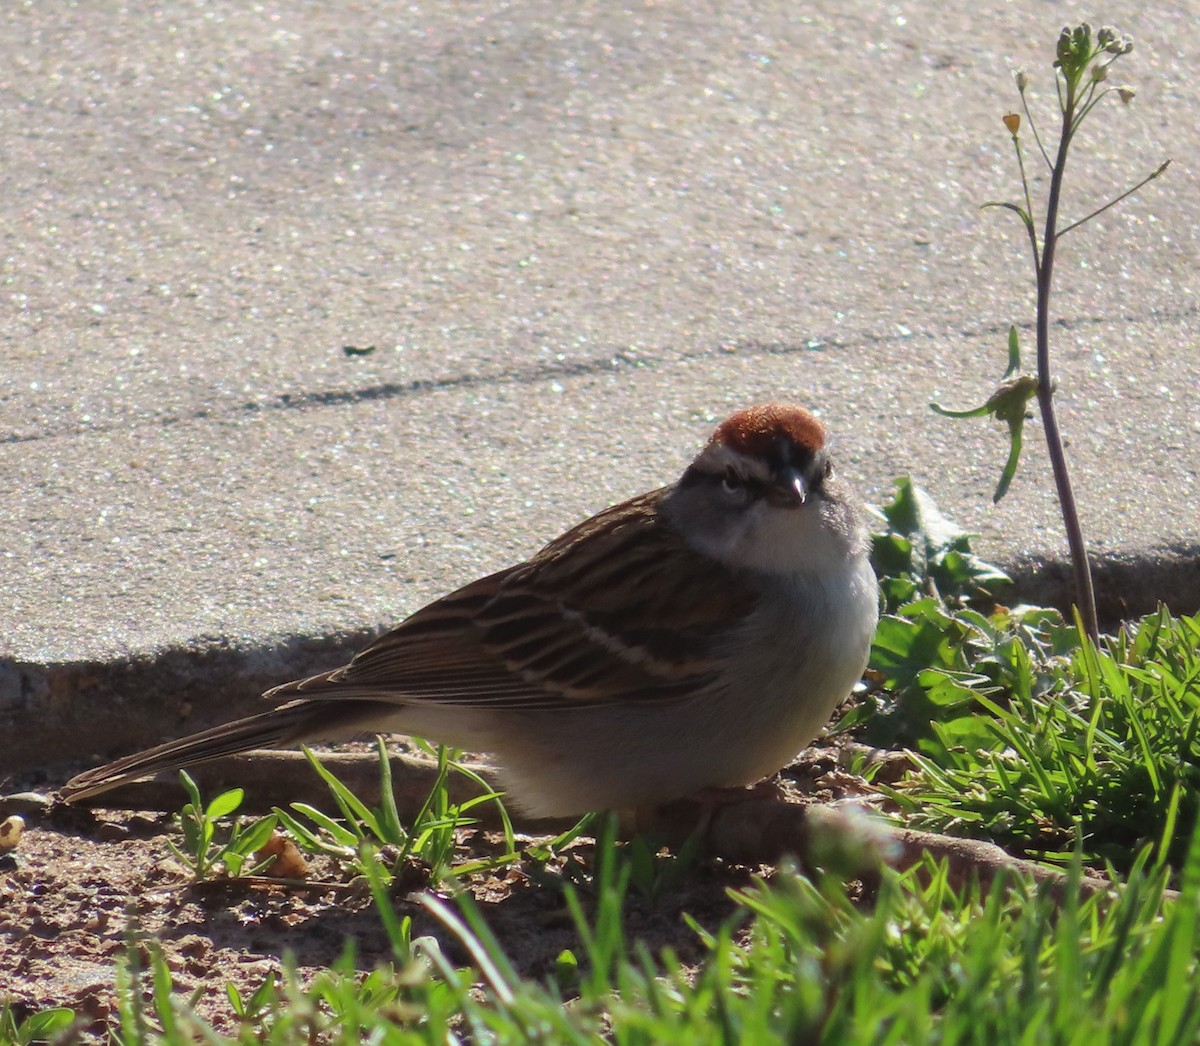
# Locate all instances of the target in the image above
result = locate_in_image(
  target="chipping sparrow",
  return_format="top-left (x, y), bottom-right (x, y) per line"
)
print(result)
top-left (61, 404), bottom-right (879, 817)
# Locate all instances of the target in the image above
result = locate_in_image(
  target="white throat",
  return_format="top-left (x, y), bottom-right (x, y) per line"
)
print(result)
top-left (686, 497), bottom-right (860, 576)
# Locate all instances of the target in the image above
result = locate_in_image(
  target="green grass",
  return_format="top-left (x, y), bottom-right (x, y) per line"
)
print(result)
top-left (274, 737), bottom-right (519, 883)
top-left (53, 819), bottom-right (1200, 1044)
top-left (876, 604), bottom-right (1200, 871)
top-left (861, 481), bottom-right (1200, 872)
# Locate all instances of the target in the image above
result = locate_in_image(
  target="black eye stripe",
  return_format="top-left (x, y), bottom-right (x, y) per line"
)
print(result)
top-left (680, 451), bottom-right (824, 498)
top-left (716, 470), bottom-right (769, 500)
top-left (722, 459), bottom-right (827, 499)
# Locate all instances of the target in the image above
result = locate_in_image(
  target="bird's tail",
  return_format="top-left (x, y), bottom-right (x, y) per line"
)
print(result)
top-left (58, 698), bottom-right (385, 803)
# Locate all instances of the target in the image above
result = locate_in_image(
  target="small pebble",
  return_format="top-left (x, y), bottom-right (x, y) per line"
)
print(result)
top-left (95, 822), bottom-right (130, 842)
top-left (257, 832), bottom-right (309, 879)
top-left (0, 815), bottom-right (26, 852)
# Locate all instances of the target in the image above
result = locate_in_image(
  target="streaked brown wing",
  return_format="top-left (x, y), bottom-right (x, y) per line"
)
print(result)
top-left (276, 490), bottom-right (758, 709)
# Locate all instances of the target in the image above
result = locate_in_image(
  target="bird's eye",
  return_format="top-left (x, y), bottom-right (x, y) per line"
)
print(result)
top-left (721, 468), bottom-right (743, 496)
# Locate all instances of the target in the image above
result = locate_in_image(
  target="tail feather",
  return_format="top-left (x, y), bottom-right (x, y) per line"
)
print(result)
top-left (59, 698), bottom-right (387, 803)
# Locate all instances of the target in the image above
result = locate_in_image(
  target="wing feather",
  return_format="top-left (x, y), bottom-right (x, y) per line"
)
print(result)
top-left (269, 490), bottom-right (759, 710)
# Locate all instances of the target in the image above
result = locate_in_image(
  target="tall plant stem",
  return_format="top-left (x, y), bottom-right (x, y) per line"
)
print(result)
top-left (1036, 83), bottom-right (1100, 641)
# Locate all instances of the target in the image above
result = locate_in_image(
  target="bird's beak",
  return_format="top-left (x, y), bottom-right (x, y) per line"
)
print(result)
top-left (769, 465), bottom-right (808, 508)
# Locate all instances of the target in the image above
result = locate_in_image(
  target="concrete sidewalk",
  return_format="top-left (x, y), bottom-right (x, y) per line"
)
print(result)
top-left (2, 1), bottom-right (1196, 776)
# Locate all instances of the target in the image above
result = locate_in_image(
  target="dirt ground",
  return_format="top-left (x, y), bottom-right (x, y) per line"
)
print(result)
top-left (1, 750), bottom-right (865, 1040)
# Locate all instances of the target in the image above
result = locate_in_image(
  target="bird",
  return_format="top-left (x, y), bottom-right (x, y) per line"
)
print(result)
top-left (60, 403), bottom-right (879, 818)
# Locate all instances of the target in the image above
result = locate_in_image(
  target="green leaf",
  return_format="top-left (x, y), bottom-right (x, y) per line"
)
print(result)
top-left (288, 802), bottom-right (361, 848)
top-left (375, 736), bottom-right (405, 844)
top-left (929, 321), bottom-right (1038, 507)
top-left (14, 1008), bottom-right (76, 1043)
top-left (869, 479), bottom-right (1010, 612)
top-left (993, 411), bottom-right (1025, 503)
top-left (302, 747), bottom-right (382, 837)
top-left (981, 200), bottom-right (1035, 231)
top-left (204, 787), bottom-right (245, 820)
top-left (1004, 324), bottom-right (1022, 378)
top-left (178, 770), bottom-right (203, 811)
top-left (230, 814), bottom-right (279, 857)
top-left (930, 402), bottom-right (993, 419)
